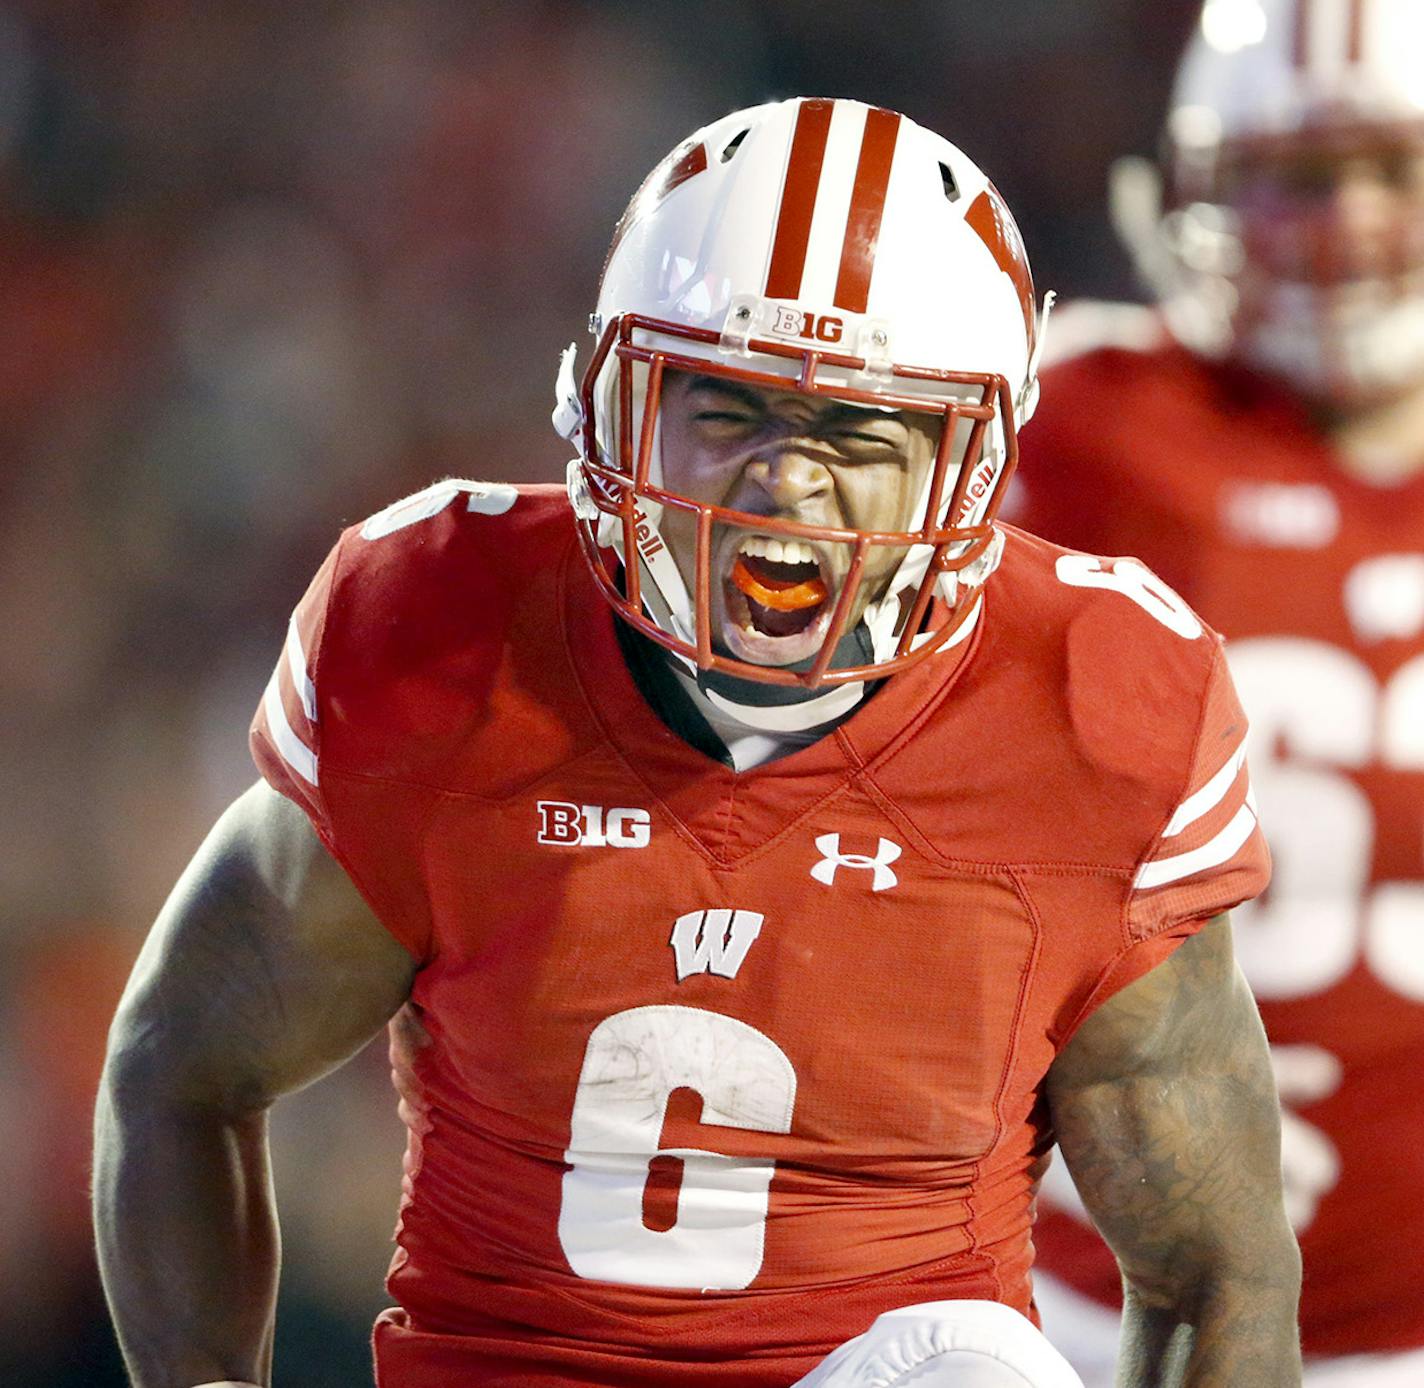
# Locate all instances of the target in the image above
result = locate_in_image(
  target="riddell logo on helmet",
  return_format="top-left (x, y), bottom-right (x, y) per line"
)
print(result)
top-left (956, 459), bottom-right (999, 520)
top-left (633, 505), bottom-right (665, 559)
top-left (771, 306), bottom-right (844, 343)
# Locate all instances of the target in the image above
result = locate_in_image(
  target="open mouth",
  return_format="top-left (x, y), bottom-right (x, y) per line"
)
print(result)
top-left (720, 534), bottom-right (837, 665)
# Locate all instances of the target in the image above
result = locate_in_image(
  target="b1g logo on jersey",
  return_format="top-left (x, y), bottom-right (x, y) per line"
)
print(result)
top-left (769, 305), bottom-right (844, 343)
top-left (537, 801), bottom-right (651, 849)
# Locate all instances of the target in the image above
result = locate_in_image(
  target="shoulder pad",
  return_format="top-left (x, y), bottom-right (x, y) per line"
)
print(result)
top-left (1040, 299), bottom-right (1164, 370)
top-left (315, 480), bottom-right (575, 781)
top-left (993, 528), bottom-right (1221, 788)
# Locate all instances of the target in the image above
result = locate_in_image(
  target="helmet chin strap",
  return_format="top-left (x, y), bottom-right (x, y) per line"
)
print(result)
top-left (692, 623), bottom-right (876, 732)
top-left (700, 679), bottom-right (868, 733)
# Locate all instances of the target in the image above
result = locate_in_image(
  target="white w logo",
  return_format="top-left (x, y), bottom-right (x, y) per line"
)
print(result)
top-left (809, 834), bottom-right (902, 892)
top-left (669, 909), bottom-right (765, 982)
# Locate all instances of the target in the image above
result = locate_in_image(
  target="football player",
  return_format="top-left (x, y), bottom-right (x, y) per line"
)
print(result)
top-left (1011, 2), bottom-right (1424, 1384)
top-left (94, 99), bottom-right (1300, 1387)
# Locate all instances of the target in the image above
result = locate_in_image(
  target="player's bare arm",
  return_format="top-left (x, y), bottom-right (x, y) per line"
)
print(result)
top-left (94, 780), bottom-right (417, 1388)
top-left (1045, 915), bottom-right (1301, 1388)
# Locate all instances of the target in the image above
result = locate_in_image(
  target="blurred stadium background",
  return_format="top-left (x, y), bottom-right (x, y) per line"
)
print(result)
top-left (0, 2), bottom-right (1200, 1382)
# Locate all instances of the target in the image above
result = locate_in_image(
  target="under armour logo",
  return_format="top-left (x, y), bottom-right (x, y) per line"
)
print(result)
top-left (669, 909), bottom-right (765, 981)
top-left (809, 834), bottom-right (902, 892)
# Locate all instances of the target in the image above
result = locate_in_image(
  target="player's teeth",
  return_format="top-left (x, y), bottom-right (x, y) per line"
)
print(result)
top-left (738, 535), bottom-right (819, 566)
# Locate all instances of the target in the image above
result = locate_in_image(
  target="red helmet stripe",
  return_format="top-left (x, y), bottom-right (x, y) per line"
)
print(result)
top-left (833, 107), bottom-right (902, 313)
top-left (966, 184), bottom-right (1037, 352)
top-left (765, 99), bottom-right (835, 300)
top-left (1348, 0), bottom-right (1365, 62)
top-left (1292, 0), bottom-right (1311, 69)
top-left (601, 141), bottom-right (707, 284)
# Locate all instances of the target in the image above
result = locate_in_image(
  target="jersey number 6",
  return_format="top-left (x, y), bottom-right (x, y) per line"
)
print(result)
top-left (557, 1004), bottom-right (797, 1290)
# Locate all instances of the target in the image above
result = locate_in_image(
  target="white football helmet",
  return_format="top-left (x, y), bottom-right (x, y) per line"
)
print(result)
top-left (1116, 0), bottom-right (1424, 404)
top-left (792, 1300), bottom-right (1085, 1388)
top-left (555, 97), bottom-right (1049, 693)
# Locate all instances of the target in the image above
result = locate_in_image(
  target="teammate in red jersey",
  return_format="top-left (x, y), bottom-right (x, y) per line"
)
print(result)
top-left (1011, 2), bottom-right (1424, 1384)
top-left (94, 98), bottom-right (1300, 1387)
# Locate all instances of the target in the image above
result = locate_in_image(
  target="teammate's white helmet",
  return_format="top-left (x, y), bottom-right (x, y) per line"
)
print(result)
top-left (1122, 0), bottom-right (1424, 403)
top-left (556, 97), bottom-right (1049, 691)
top-left (793, 1300), bottom-right (1085, 1388)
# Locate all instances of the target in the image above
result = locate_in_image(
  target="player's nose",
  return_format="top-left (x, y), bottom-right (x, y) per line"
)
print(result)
top-left (1325, 164), bottom-right (1396, 245)
top-left (1300, 167), bottom-right (1400, 281)
top-left (1327, 175), bottom-right (1384, 234)
top-left (744, 446), bottom-right (833, 509)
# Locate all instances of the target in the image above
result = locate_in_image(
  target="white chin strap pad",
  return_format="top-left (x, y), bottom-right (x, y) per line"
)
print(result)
top-left (792, 1300), bottom-right (1085, 1388)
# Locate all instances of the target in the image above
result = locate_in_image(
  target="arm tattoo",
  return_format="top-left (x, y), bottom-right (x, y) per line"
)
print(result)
top-left (1046, 917), bottom-right (1301, 1386)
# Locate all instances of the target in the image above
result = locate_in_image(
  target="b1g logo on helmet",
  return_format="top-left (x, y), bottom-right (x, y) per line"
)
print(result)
top-left (537, 801), bottom-right (652, 849)
top-left (770, 306), bottom-right (844, 343)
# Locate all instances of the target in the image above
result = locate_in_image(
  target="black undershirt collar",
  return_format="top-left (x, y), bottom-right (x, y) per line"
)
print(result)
top-left (612, 616), bottom-right (735, 766)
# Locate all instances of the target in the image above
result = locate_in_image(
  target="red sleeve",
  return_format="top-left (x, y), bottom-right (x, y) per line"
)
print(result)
top-left (1044, 627), bottom-right (1270, 1050)
top-left (250, 540), bottom-right (339, 841)
top-left (249, 532), bottom-right (434, 961)
top-left (1056, 926), bottom-right (1204, 1050)
top-left (1129, 640), bottom-right (1270, 936)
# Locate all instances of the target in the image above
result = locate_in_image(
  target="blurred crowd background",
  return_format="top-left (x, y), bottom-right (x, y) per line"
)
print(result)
top-left (0, 1), bottom-right (1201, 1383)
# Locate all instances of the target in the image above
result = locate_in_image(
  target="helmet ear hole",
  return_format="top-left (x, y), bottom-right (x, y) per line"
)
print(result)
top-left (939, 161), bottom-right (961, 203)
top-left (720, 128), bottom-right (750, 163)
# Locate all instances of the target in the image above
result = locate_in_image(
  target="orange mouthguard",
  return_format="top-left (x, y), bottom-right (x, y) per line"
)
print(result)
top-left (731, 557), bottom-right (828, 612)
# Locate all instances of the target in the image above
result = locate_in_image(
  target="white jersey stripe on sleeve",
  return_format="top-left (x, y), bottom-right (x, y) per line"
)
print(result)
top-left (1162, 739), bottom-right (1249, 838)
top-left (285, 616), bottom-right (317, 723)
top-left (1135, 803), bottom-right (1257, 892)
top-left (263, 671), bottom-right (318, 785)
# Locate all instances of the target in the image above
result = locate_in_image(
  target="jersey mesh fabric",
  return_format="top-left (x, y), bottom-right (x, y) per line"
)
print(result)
top-left (250, 483), bottom-right (1268, 1385)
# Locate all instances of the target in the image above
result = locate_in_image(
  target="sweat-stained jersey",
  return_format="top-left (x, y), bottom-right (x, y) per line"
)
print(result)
top-left (1011, 307), bottom-right (1424, 1359)
top-left (250, 479), bottom-right (1268, 1387)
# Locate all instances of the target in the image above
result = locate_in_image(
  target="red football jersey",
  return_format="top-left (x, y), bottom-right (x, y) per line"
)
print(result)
top-left (1012, 311), bottom-right (1424, 1357)
top-left (251, 478), bottom-right (1267, 1386)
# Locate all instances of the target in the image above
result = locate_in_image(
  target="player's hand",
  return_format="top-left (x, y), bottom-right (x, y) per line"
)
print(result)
top-left (1270, 1043), bottom-right (1342, 1232)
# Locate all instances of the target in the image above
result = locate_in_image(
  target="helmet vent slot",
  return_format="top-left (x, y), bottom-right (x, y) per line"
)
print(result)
top-left (721, 129), bottom-right (750, 163)
top-left (939, 161), bottom-right (960, 203)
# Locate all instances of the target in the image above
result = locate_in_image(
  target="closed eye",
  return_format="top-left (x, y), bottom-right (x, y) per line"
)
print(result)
top-left (825, 423), bottom-right (909, 455)
top-left (691, 408), bottom-right (765, 441)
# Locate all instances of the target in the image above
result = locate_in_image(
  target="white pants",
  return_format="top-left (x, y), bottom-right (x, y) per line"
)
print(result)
top-left (1033, 1272), bottom-right (1424, 1388)
top-left (793, 1300), bottom-right (1085, 1388)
